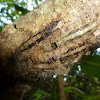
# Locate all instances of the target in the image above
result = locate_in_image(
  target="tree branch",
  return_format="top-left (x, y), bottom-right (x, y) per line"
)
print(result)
top-left (0, 0), bottom-right (100, 99)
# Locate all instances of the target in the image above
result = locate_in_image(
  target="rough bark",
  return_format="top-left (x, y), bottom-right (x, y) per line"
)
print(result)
top-left (0, 0), bottom-right (100, 100)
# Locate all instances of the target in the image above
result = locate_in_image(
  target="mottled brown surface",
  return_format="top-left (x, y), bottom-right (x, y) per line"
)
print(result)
top-left (0, 0), bottom-right (100, 81)
top-left (0, 0), bottom-right (100, 99)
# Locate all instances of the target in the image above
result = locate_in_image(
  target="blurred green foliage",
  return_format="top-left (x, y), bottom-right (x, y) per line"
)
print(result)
top-left (32, 90), bottom-right (49, 100)
top-left (0, 0), bottom-right (42, 31)
top-left (64, 86), bottom-right (85, 97)
top-left (0, 0), bottom-right (100, 100)
top-left (81, 55), bottom-right (100, 78)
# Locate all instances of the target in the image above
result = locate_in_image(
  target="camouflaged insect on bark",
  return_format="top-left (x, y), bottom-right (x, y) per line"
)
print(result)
top-left (0, 0), bottom-right (100, 81)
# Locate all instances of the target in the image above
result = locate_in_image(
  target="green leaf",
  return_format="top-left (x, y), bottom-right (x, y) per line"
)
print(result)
top-left (32, 90), bottom-right (49, 100)
top-left (64, 86), bottom-right (85, 97)
top-left (80, 55), bottom-right (100, 78)
top-left (35, 0), bottom-right (38, 5)
top-left (83, 94), bottom-right (100, 100)
top-left (1, 7), bottom-right (6, 13)
top-left (49, 81), bottom-right (58, 100)
top-left (0, 26), bottom-right (3, 32)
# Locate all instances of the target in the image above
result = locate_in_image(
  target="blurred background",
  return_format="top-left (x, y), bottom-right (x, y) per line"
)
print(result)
top-left (0, 0), bottom-right (100, 100)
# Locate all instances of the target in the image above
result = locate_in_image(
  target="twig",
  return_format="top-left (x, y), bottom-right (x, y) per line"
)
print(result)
top-left (57, 75), bottom-right (66, 100)
top-left (70, 73), bottom-right (100, 86)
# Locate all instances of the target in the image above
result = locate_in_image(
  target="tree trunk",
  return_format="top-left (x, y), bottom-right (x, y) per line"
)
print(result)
top-left (0, 0), bottom-right (100, 99)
